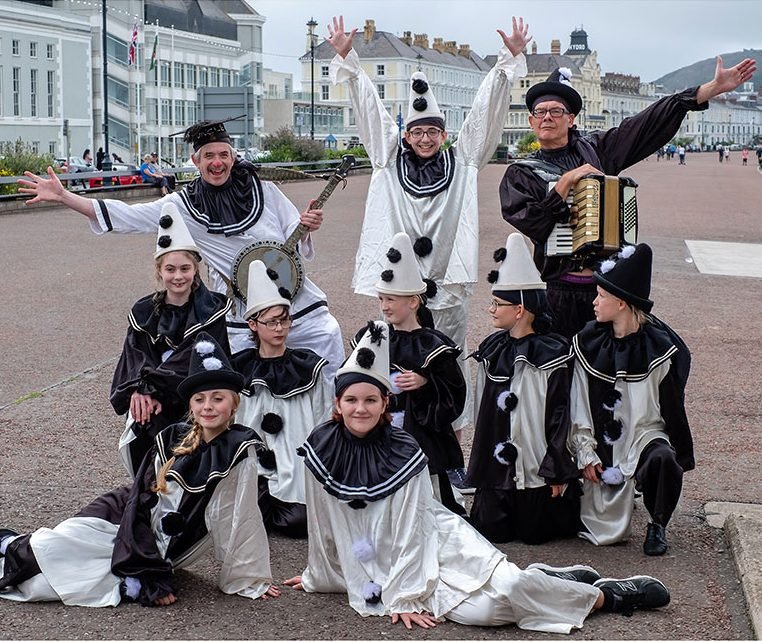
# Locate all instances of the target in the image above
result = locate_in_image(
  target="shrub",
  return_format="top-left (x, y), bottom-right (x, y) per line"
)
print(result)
top-left (0, 139), bottom-right (57, 194)
top-left (517, 132), bottom-right (540, 155)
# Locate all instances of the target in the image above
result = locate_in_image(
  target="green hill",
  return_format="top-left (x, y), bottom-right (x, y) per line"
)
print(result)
top-left (653, 49), bottom-right (762, 91)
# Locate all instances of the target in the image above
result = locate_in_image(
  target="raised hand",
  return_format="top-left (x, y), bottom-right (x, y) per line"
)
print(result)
top-left (326, 15), bottom-right (357, 59)
top-left (697, 56), bottom-right (757, 103)
top-left (497, 17), bottom-right (532, 58)
top-left (17, 166), bottom-right (66, 204)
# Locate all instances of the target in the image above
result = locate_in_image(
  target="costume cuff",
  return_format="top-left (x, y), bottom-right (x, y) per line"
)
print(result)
top-left (496, 47), bottom-right (528, 80)
top-left (329, 49), bottom-right (360, 84)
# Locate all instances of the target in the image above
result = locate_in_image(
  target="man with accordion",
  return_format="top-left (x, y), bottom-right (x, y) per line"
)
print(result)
top-left (500, 55), bottom-right (756, 338)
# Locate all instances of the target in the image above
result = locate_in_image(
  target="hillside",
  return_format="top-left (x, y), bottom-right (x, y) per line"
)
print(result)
top-left (653, 49), bottom-right (762, 91)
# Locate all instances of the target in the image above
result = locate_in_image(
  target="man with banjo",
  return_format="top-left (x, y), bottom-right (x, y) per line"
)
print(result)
top-left (500, 55), bottom-right (756, 339)
top-left (18, 119), bottom-right (346, 379)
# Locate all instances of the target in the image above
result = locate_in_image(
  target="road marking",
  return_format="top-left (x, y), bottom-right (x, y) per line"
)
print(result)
top-left (685, 240), bottom-right (762, 278)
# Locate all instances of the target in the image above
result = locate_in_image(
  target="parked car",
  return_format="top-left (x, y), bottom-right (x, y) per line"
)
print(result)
top-left (88, 163), bottom-right (143, 188)
top-left (55, 156), bottom-right (95, 188)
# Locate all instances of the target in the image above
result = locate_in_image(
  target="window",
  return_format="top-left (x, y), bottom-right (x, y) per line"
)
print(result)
top-left (349, 107), bottom-right (355, 126)
top-left (106, 34), bottom-right (129, 66)
top-left (174, 99), bottom-right (184, 125)
top-left (31, 141), bottom-right (39, 154)
top-left (160, 61), bottom-right (170, 87)
top-left (30, 69), bottom-right (38, 116)
top-left (321, 85), bottom-right (329, 100)
top-left (320, 65), bottom-right (329, 78)
top-left (49, 141), bottom-right (56, 155)
top-left (186, 64), bottom-right (196, 89)
top-left (12, 39), bottom-right (19, 56)
top-left (173, 62), bottom-right (184, 88)
top-left (233, 71), bottom-right (239, 86)
top-left (146, 98), bottom-right (158, 124)
top-left (221, 69), bottom-right (231, 87)
top-left (0, 67), bottom-right (3, 116)
top-left (199, 66), bottom-right (208, 87)
top-left (210, 67), bottom-right (219, 86)
top-left (161, 98), bottom-right (170, 124)
top-left (30, 42), bottom-right (38, 58)
top-left (47, 43), bottom-right (54, 60)
top-left (12, 67), bottom-right (20, 116)
top-left (108, 77), bottom-right (129, 107)
top-left (376, 64), bottom-right (385, 76)
top-left (108, 116), bottom-right (130, 147)
top-left (377, 84), bottom-right (385, 99)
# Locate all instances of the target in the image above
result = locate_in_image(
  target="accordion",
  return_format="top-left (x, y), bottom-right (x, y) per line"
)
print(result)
top-left (545, 175), bottom-right (638, 257)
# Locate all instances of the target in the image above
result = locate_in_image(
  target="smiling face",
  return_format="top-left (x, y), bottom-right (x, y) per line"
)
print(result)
top-left (378, 294), bottom-right (418, 328)
top-left (192, 142), bottom-right (234, 186)
top-left (529, 100), bottom-right (575, 150)
top-left (190, 389), bottom-right (238, 439)
top-left (403, 126), bottom-right (448, 159)
top-left (157, 251), bottom-right (198, 304)
top-left (488, 296), bottom-right (521, 331)
top-left (336, 382), bottom-right (388, 439)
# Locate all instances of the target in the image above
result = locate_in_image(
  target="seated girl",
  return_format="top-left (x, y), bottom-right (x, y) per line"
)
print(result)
top-left (0, 333), bottom-right (277, 607)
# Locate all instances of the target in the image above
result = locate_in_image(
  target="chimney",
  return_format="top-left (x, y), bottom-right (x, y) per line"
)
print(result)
top-left (531, 41), bottom-right (538, 55)
top-left (363, 19), bottom-right (376, 43)
top-left (401, 30), bottom-right (413, 46)
top-left (443, 40), bottom-right (457, 55)
top-left (458, 43), bottom-right (471, 58)
top-left (413, 33), bottom-right (429, 49)
top-left (432, 37), bottom-right (445, 53)
top-left (550, 39), bottom-right (561, 55)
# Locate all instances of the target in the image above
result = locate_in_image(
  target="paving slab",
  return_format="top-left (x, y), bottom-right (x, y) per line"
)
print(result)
top-left (685, 240), bottom-right (762, 278)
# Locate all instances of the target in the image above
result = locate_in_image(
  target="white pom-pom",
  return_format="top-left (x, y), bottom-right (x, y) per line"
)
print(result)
top-left (390, 411), bottom-right (405, 429)
top-left (493, 441), bottom-right (512, 466)
top-left (362, 581), bottom-right (382, 603)
top-left (602, 398), bottom-right (622, 412)
top-left (389, 371), bottom-right (403, 395)
top-left (619, 244), bottom-right (636, 259)
top-left (496, 389), bottom-right (511, 411)
top-left (558, 67), bottom-right (573, 85)
top-left (352, 537), bottom-right (375, 563)
top-left (202, 356), bottom-right (223, 371)
top-left (601, 466), bottom-right (624, 486)
top-left (599, 259), bottom-right (616, 274)
top-left (123, 576), bottom-right (142, 600)
top-left (195, 340), bottom-right (215, 356)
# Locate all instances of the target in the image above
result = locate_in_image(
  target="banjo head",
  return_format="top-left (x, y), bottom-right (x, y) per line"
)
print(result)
top-left (231, 241), bottom-right (305, 302)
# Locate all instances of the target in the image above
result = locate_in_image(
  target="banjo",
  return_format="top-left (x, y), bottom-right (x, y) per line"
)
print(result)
top-left (231, 154), bottom-right (356, 302)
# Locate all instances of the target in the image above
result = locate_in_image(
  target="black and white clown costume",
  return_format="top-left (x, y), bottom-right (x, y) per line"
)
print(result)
top-left (0, 335), bottom-right (272, 607)
top-left (85, 122), bottom-right (344, 379)
top-left (232, 260), bottom-right (332, 538)
top-left (296, 320), bottom-right (603, 634)
top-left (111, 207), bottom-right (232, 476)
top-left (569, 245), bottom-right (694, 548)
top-left (330, 43), bottom-right (527, 427)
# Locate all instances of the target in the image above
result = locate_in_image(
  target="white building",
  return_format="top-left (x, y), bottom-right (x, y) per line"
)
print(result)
top-left (600, 72), bottom-right (657, 130)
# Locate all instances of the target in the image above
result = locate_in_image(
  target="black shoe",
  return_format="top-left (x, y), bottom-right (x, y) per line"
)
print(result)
top-left (527, 563), bottom-right (601, 584)
top-left (643, 522), bottom-right (668, 556)
top-left (446, 467), bottom-right (475, 495)
top-left (594, 575), bottom-right (670, 616)
top-left (0, 528), bottom-right (19, 557)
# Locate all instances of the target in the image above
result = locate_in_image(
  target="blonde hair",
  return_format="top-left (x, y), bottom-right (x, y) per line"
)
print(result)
top-left (153, 391), bottom-right (240, 493)
top-left (153, 250), bottom-right (202, 305)
top-left (627, 303), bottom-right (650, 327)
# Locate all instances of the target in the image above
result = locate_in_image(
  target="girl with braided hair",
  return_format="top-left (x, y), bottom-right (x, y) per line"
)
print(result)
top-left (0, 334), bottom-right (277, 607)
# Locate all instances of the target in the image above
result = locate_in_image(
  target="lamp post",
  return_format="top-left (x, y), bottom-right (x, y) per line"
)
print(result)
top-left (101, 0), bottom-right (112, 182)
top-left (620, 100), bottom-right (625, 125)
top-left (307, 17), bottom-right (318, 140)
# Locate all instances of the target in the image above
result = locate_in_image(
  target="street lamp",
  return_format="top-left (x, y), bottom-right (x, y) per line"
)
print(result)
top-left (307, 17), bottom-right (318, 140)
top-left (620, 100), bottom-right (625, 125)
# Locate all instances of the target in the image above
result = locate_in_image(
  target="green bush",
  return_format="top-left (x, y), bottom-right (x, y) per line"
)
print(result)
top-left (262, 126), bottom-right (325, 163)
top-left (517, 132), bottom-right (539, 155)
top-left (0, 139), bottom-right (57, 194)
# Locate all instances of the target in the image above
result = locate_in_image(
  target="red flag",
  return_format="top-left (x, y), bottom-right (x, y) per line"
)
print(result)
top-left (128, 22), bottom-right (138, 66)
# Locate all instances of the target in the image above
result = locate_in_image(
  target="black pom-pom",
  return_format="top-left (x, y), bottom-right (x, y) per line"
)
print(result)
top-left (157, 235), bottom-right (172, 248)
top-left (266, 268), bottom-right (279, 281)
top-left (278, 286), bottom-right (292, 300)
top-left (411, 78), bottom-right (429, 94)
top-left (296, 446), bottom-right (306, 457)
top-left (504, 392), bottom-right (518, 411)
top-left (495, 441), bottom-right (519, 465)
top-left (602, 388), bottom-right (622, 409)
top-left (487, 270), bottom-right (499, 284)
top-left (603, 418), bottom-right (623, 443)
top-left (261, 412), bottom-right (283, 435)
top-left (363, 580), bottom-right (382, 603)
top-left (160, 511), bottom-right (186, 536)
top-left (412, 97), bottom-right (428, 112)
top-left (356, 347), bottom-right (376, 369)
top-left (493, 247), bottom-right (507, 263)
top-left (386, 248), bottom-right (402, 263)
top-left (380, 269), bottom-right (394, 282)
top-left (349, 499), bottom-right (368, 510)
top-left (423, 278), bottom-right (438, 299)
top-left (366, 321), bottom-right (385, 346)
top-left (257, 448), bottom-right (277, 470)
top-left (159, 214), bottom-right (173, 229)
top-left (413, 236), bottom-right (433, 257)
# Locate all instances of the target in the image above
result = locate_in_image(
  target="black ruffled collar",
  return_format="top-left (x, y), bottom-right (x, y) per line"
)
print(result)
top-left (299, 420), bottom-right (428, 505)
top-left (572, 321), bottom-right (678, 383)
top-left (470, 330), bottom-right (570, 382)
top-left (232, 347), bottom-right (327, 398)
top-left (180, 160), bottom-right (264, 236)
top-left (396, 147), bottom-right (455, 198)
top-left (128, 282), bottom-right (231, 349)
top-left (157, 423), bottom-right (262, 493)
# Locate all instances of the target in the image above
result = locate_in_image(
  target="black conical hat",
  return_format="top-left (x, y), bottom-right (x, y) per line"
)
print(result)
top-left (594, 244), bottom-right (654, 313)
top-left (177, 332), bottom-right (244, 400)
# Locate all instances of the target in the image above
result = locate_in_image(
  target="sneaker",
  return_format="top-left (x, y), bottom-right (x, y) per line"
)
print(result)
top-left (643, 522), bottom-right (668, 556)
top-left (594, 575), bottom-right (670, 615)
top-left (447, 467), bottom-right (475, 495)
top-left (0, 528), bottom-right (19, 557)
top-left (527, 563), bottom-right (601, 585)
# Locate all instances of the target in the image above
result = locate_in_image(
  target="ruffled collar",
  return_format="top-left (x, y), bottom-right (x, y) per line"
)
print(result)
top-left (572, 320), bottom-right (678, 383)
top-left (128, 282), bottom-right (231, 349)
top-left (396, 147), bottom-right (455, 198)
top-left (233, 347), bottom-right (327, 398)
top-left (157, 423), bottom-right (262, 493)
top-left (299, 420), bottom-right (428, 505)
top-left (470, 331), bottom-right (570, 382)
top-left (179, 160), bottom-right (264, 237)
top-left (352, 326), bottom-right (460, 371)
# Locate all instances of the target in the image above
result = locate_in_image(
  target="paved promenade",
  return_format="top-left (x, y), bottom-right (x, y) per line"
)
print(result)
top-left (0, 152), bottom-right (760, 639)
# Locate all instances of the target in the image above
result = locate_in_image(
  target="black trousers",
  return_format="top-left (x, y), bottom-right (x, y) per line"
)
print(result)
top-left (257, 477), bottom-right (307, 539)
top-left (0, 535), bottom-right (40, 590)
top-left (547, 280), bottom-right (597, 339)
top-left (635, 439), bottom-right (684, 527)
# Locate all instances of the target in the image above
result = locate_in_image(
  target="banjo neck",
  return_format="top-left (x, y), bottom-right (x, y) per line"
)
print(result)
top-left (282, 155), bottom-right (356, 254)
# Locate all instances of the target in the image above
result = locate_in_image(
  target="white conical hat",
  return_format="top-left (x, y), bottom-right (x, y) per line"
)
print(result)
top-left (154, 202), bottom-right (201, 259)
top-left (375, 232), bottom-right (427, 295)
top-left (336, 320), bottom-right (391, 390)
top-left (243, 260), bottom-right (291, 320)
top-left (407, 71), bottom-right (444, 127)
top-left (490, 233), bottom-right (546, 291)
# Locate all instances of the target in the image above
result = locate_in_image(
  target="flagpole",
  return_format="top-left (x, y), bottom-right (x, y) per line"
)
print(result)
top-left (170, 24), bottom-right (176, 166)
top-left (136, 20), bottom-right (142, 163)
top-left (155, 22), bottom-right (161, 165)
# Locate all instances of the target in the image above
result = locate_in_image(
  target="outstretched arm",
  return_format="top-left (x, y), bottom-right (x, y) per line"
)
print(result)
top-left (18, 166), bottom-right (96, 220)
top-left (326, 15), bottom-right (356, 59)
top-left (696, 56), bottom-right (756, 104)
top-left (496, 16), bottom-right (532, 57)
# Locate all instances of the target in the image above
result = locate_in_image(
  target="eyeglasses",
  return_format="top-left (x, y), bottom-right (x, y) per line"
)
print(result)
top-left (531, 107), bottom-right (570, 118)
top-left (489, 299), bottom-right (519, 310)
top-left (408, 128), bottom-right (443, 140)
top-left (256, 317), bottom-right (293, 330)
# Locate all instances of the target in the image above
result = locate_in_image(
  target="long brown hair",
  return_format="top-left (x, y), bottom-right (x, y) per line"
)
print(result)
top-left (152, 250), bottom-right (202, 307)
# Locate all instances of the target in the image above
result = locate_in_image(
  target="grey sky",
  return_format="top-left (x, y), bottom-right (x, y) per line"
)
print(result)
top-left (252, 0), bottom-right (761, 87)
